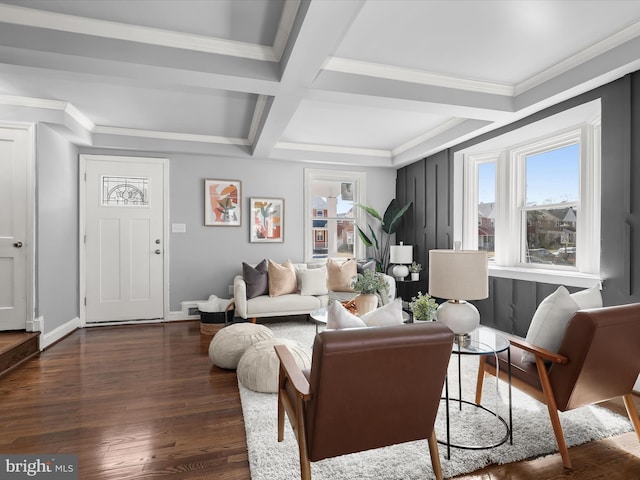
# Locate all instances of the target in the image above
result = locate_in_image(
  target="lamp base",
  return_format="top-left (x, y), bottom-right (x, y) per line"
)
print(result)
top-left (435, 300), bottom-right (480, 335)
top-left (392, 264), bottom-right (409, 281)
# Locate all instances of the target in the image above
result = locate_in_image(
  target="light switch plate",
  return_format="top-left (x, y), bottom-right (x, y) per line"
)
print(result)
top-left (172, 223), bottom-right (186, 233)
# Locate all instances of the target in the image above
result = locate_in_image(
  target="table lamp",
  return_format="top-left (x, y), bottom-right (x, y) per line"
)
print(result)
top-left (428, 249), bottom-right (488, 340)
top-left (390, 242), bottom-right (413, 280)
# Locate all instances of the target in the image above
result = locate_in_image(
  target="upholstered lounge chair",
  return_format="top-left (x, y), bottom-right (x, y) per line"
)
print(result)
top-left (475, 303), bottom-right (640, 468)
top-left (274, 322), bottom-right (454, 480)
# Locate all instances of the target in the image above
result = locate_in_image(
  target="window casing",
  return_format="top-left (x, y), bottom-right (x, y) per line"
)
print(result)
top-left (304, 169), bottom-right (366, 262)
top-left (460, 121), bottom-right (601, 286)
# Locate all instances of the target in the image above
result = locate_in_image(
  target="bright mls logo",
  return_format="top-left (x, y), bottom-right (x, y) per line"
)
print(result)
top-left (1, 455), bottom-right (78, 479)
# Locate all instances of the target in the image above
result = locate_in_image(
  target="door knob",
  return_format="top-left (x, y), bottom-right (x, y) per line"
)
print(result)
top-left (13, 242), bottom-right (23, 248)
top-left (155, 239), bottom-right (161, 244)
top-left (155, 249), bottom-right (161, 254)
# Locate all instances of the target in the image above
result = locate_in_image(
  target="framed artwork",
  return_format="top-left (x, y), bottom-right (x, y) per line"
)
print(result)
top-left (204, 179), bottom-right (241, 226)
top-left (250, 197), bottom-right (284, 242)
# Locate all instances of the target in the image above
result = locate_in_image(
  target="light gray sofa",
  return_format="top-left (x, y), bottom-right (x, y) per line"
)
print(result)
top-left (233, 262), bottom-right (396, 321)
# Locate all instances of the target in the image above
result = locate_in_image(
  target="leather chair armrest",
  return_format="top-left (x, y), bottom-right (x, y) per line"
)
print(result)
top-left (274, 344), bottom-right (311, 399)
top-left (509, 337), bottom-right (568, 364)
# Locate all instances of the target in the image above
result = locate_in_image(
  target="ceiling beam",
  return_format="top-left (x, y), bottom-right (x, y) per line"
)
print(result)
top-left (251, 0), bottom-right (365, 159)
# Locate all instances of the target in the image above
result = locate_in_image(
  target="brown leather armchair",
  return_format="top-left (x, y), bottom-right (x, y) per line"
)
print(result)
top-left (475, 303), bottom-right (640, 468)
top-left (274, 322), bottom-right (454, 480)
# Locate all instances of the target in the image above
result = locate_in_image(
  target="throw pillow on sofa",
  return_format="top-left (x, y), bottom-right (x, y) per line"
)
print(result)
top-left (268, 259), bottom-right (298, 297)
top-left (522, 286), bottom-right (579, 363)
top-left (298, 267), bottom-right (329, 296)
top-left (326, 258), bottom-right (357, 292)
top-left (243, 259), bottom-right (269, 299)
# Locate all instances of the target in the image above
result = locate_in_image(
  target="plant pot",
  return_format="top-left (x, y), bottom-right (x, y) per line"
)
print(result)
top-left (411, 272), bottom-right (420, 281)
top-left (353, 293), bottom-right (378, 316)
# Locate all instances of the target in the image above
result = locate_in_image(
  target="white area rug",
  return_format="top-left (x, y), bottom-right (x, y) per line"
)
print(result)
top-left (239, 322), bottom-right (633, 479)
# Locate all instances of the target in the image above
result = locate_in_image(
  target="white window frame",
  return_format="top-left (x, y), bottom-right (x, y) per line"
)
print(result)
top-left (457, 118), bottom-right (601, 288)
top-left (303, 168), bottom-right (366, 263)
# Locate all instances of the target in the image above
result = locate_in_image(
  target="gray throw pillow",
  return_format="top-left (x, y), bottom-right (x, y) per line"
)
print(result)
top-left (243, 259), bottom-right (269, 299)
top-left (357, 260), bottom-right (376, 274)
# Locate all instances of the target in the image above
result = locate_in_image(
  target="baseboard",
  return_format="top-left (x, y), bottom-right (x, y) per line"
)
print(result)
top-left (40, 316), bottom-right (80, 350)
top-left (26, 315), bottom-right (43, 332)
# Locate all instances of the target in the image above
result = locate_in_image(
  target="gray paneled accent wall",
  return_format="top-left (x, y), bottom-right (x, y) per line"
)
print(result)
top-left (396, 72), bottom-right (640, 335)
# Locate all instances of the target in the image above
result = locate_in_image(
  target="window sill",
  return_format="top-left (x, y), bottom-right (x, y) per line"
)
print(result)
top-left (488, 265), bottom-right (602, 289)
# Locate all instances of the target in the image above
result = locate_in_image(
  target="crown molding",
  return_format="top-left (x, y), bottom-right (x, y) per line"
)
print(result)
top-left (0, 4), bottom-right (278, 62)
top-left (393, 118), bottom-right (466, 156)
top-left (516, 19), bottom-right (640, 95)
top-left (93, 125), bottom-right (250, 146)
top-left (0, 94), bottom-right (94, 130)
top-left (323, 57), bottom-right (514, 97)
top-left (275, 141), bottom-right (391, 158)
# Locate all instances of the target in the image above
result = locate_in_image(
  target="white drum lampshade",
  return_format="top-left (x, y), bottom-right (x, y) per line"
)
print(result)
top-left (428, 249), bottom-right (488, 336)
top-left (390, 242), bottom-right (413, 280)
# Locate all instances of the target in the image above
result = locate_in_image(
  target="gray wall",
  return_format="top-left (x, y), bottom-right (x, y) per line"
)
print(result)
top-left (169, 155), bottom-right (395, 309)
top-left (397, 72), bottom-right (640, 336)
top-left (36, 123), bottom-right (79, 333)
top-left (78, 148), bottom-right (397, 311)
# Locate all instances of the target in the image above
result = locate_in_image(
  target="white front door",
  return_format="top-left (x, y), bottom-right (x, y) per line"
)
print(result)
top-left (0, 126), bottom-right (31, 330)
top-left (83, 156), bottom-right (166, 323)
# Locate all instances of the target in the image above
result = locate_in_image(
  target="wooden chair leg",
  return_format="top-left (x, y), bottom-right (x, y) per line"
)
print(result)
top-left (427, 430), bottom-right (443, 480)
top-left (623, 394), bottom-right (640, 442)
top-left (295, 403), bottom-right (311, 480)
top-left (277, 391), bottom-right (285, 442)
top-left (535, 357), bottom-right (571, 468)
top-left (475, 355), bottom-right (487, 404)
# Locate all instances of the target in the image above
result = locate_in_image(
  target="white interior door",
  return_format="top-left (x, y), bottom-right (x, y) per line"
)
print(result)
top-left (0, 126), bottom-right (30, 330)
top-left (84, 156), bottom-right (166, 323)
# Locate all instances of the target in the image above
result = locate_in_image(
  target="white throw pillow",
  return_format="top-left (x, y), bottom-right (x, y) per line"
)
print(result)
top-left (570, 285), bottom-right (603, 310)
top-left (361, 298), bottom-right (404, 326)
top-left (298, 267), bottom-right (329, 296)
top-left (522, 286), bottom-right (579, 363)
top-left (326, 300), bottom-right (367, 329)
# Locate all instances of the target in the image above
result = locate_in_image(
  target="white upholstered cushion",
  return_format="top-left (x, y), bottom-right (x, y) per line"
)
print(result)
top-left (298, 267), bottom-right (329, 296)
top-left (360, 298), bottom-right (404, 326)
top-left (522, 286), bottom-right (579, 363)
top-left (326, 300), bottom-right (367, 329)
top-left (570, 285), bottom-right (603, 309)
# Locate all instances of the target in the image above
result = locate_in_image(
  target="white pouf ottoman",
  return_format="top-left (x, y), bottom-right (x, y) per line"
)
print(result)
top-left (209, 323), bottom-right (274, 370)
top-left (237, 338), bottom-right (312, 393)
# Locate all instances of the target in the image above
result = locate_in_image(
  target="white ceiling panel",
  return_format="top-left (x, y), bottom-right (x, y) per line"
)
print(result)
top-left (0, 0), bottom-right (639, 166)
top-left (281, 99), bottom-right (452, 151)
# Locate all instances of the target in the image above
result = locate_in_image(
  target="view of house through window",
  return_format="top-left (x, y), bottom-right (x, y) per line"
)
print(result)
top-left (305, 170), bottom-right (365, 261)
top-left (477, 162), bottom-right (496, 260)
top-left (464, 106), bottom-right (600, 279)
top-left (523, 143), bottom-right (579, 266)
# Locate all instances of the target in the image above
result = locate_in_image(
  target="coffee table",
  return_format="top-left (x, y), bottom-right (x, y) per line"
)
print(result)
top-left (309, 308), bottom-right (327, 333)
top-left (440, 325), bottom-right (513, 459)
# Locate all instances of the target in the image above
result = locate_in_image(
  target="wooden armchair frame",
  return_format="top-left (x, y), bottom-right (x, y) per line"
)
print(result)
top-left (476, 306), bottom-right (640, 469)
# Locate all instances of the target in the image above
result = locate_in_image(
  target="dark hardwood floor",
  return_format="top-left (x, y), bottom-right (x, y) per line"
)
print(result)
top-left (0, 320), bottom-right (638, 479)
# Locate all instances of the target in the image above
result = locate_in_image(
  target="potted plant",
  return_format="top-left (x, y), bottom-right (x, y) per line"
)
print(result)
top-left (351, 270), bottom-right (388, 315)
top-left (356, 199), bottom-right (412, 273)
top-left (409, 291), bottom-right (438, 322)
top-left (409, 261), bottom-right (422, 281)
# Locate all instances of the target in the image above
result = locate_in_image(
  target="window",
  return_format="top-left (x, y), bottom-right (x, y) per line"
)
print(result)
top-left (457, 102), bottom-right (601, 287)
top-left (304, 169), bottom-right (366, 262)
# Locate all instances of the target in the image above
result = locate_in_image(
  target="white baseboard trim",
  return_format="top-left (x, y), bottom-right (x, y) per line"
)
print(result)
top-left (40, 316), bottom-right (80, 350)
top-left (26, 315), bottom-right (43, 332)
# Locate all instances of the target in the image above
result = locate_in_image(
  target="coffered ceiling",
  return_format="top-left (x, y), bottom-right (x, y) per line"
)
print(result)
top-left (1, 0), bottom-right (640, 168)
